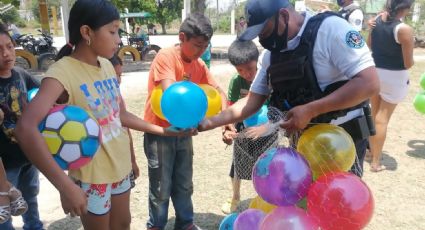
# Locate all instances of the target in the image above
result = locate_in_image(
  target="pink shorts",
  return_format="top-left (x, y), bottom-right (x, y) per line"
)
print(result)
top-left (72, 173), bottom-right (132, 215)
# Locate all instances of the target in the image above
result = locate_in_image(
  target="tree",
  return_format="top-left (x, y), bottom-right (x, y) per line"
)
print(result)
top-left (155, 0), bottom-right (182, 34)
top-left (192, 0), bottom-right (206, 14)
top-left (1, 0), bottom-right (20, 7)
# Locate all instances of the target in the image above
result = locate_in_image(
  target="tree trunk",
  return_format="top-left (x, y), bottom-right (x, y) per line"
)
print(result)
top-left (160, 22), bottom-right (167, 34)
top-left (192, 0), bottom-right (206, 14)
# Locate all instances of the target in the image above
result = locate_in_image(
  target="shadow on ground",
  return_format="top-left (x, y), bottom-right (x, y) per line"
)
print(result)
top-left (406, 140), bottom-right (425, 159)
top-left (47, 216), bottom-right (82, 230)
top-left (162, 198), bottom-right (254, 230)
top-left (380, 152), bottom-right (398, 171)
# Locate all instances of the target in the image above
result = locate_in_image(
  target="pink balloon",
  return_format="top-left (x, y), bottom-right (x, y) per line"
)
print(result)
top-left (260, 206), bottom-right (320, 230)
top-left (234, 209), bottom-right (266, 230)
top-left (307, 172), bottom-right (374, 230)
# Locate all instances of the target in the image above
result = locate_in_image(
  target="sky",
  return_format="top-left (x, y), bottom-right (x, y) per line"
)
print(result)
top-left (206, 0), bottom-right (247, 12)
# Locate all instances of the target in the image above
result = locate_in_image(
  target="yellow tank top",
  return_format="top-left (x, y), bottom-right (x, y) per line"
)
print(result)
top-left (44, 56), bottom-right (131, 184)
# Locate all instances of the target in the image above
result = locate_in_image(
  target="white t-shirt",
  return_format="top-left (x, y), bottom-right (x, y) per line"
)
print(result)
top-left (251, 13), bottom-right (375, 124)
top-left (8, 24), bottom-right (20, 35)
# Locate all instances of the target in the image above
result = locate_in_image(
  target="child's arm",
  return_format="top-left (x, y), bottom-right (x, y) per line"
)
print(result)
top-left (15, 78), bottom-right (87, 217)
top-left (127, 129), bottom-right (139, 179)
top-left (119, 96), bottom-right (195, 136)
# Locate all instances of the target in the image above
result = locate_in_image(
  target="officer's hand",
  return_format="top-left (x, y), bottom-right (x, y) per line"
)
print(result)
top-left (280, 105), bottom-right (315, 133)
top-left (222, 124), bottom-right (237, 145)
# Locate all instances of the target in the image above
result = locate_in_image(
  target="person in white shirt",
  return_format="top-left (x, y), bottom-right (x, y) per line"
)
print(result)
top-left (6, 22), bottom-right (21, 41)
top-left (338, 0), bottom-right (364, 31)
top-left (199, 0), bottom-right (380, 177)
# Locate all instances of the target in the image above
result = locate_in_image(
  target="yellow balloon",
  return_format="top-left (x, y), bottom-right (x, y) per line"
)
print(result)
top-left (296, 124), bottom-right (355, 179)
top-left (249, 195), bottom-right (277, 213)
top-left (199, 84), bottom-right (222, 117)
top-left (150, 85), bottom-right (166, 120)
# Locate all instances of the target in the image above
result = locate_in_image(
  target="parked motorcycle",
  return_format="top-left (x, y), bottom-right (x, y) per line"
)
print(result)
top-left (14, 29), bottom-right (57, 71)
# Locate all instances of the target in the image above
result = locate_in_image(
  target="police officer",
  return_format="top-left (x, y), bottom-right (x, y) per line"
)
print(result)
top-left (199, 0), bottom-right (379, 177)
top-left (338, 0), bottom-right (364, 31)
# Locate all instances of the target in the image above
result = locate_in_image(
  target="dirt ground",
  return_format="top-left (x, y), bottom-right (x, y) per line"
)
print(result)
top-left (12, 54), bottom-right (425, 229)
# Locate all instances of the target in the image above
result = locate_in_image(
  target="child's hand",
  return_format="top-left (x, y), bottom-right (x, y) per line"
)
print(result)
top-left (0, 109), bottom-right (4, 125)
top-left (165, 127), bottom-right (198, 136)
top-left (222, 124), bottom-right (237, 145)
top-left (59, 182), bottom-right (87, 217)
top-left (131, 161), bottom-right (140, 179)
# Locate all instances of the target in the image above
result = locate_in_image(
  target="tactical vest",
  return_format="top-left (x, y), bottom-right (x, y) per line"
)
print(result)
top-left (338, 5), bottom-right (361, 21)
top-left (267, 12), bottom-right (365, 124)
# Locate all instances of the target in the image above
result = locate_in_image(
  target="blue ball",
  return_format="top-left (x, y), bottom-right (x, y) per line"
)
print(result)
top-left (243, 104), bottom-right (269, 128)
top-left (219, 213), bottom-right (238, 230)
top-left (161, 81), bottom-right (208, 129)
top-left (27, 88), bottom-right (39, 102)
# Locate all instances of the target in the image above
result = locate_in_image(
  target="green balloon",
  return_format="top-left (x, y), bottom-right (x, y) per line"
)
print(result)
top-left (413, 93), bottom-right (425, 114)
top-left (420, 73), bottom-right (425, 90)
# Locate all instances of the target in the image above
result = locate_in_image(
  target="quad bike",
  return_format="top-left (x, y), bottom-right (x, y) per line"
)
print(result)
top-left (117, 12), bottom-right (161, 62)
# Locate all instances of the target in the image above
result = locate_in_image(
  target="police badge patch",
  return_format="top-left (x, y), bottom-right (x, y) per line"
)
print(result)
top-left (345, 30), bottom-right (365, 49)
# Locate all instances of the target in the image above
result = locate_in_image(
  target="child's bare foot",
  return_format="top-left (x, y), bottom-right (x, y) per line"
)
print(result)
top-left (370, 164), bottom-right (386, 173)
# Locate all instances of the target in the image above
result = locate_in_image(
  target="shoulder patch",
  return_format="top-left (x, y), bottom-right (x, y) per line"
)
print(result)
top-left (345, 30), bottom-right (364, 49)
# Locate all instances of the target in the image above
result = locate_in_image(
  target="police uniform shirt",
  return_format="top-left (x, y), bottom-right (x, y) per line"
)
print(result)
top-left (251, 12), bottom-right (375, 125)
top-left (341, 3), bottom-right (364, 32)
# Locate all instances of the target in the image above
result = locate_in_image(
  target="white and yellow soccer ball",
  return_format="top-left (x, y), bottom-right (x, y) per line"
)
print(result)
top-left (39, 105), bottom-right (101, 170)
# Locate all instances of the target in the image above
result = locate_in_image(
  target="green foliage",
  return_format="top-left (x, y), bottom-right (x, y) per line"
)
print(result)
top-left (0, 7), bottom-right (22, 25)
top-left (218, 15), bottom-right (231, 33)
top-left (1, 0), bottom-right (20, 7)
top-left (31, 0), bottom-right (61, 21)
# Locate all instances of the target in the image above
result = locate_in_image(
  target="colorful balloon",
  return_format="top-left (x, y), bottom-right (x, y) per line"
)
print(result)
top-left (234, 209), bottom-right (266, 230)
top-left (150, 85), bottom-right (166, 120)
top-left (413, 92), bottom-right (425, 114)
top-left (219, 213), bottom-right (238, 230)
top-left (199, 84), bottom-right (222, 117)
top-left (243, 104), bottom-right (269, 128)
top-left (260, 206), bottom-right (319, 230)
top-left (307, 172), bottom-right (374, 230)
top-left (161, 81), bottom-right (208, 128)
top-left (27, 88), bottom-right (39, 102)
top-left (297, 124), bottom-right (356, 179)
top-left (252, 147), bottom-right (312, 206)
top-left (249, 195), bottom-right (277, 214)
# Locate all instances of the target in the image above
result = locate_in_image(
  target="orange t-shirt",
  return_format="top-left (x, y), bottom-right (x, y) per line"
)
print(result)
top-left (144, 46), bottom-right (218, 127)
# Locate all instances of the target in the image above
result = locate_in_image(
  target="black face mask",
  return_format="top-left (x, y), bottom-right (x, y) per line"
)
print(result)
top-left (259, 14), bottom-right (289, 52)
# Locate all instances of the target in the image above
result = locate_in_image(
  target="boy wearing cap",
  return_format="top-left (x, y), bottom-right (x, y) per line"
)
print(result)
top-left (200, 0), bottom-right (379, 177)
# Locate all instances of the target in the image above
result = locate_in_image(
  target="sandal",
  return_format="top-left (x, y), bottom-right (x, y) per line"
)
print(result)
top-left (8, 186), bottom-right (27, 216)
top-left (0, 191), bottom-right (11, 224)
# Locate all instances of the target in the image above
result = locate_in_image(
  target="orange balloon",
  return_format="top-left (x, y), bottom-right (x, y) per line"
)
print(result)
top-left (296, 124), bottom-right (356, 179)
top-left (249, 195), bottom-right (277, 214)
top-left (199, 84), bottom-right (222, 117)
top-left (150, 85), bottom-right (166, 120)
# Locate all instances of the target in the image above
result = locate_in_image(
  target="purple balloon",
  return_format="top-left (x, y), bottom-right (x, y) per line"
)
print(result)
top-left (234, 209), bottom-right (266, 230)
top-left (260, 206), bottom-right (320, 230)
top-left (252, 147), bottom-right (312, 206)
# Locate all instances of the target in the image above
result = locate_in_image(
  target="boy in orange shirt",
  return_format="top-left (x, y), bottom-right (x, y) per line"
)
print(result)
top-left (143, 13), bottom-right (226, 230)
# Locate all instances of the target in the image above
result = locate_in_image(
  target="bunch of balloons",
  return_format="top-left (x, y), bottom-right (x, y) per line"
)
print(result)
top-left (220, 123), bottom-right (374, 230)
top-left (150, 81), bottom-right (222, 128)
top-left (414, 73), bottom-right (425, 114)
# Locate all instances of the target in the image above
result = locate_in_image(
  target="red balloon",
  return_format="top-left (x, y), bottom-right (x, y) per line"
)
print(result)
top-left (307, 172), bottom-right (374, 230)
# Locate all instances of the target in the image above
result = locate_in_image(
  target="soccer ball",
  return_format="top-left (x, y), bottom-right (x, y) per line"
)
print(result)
top-left (39, 105), bottom-right (101, 170)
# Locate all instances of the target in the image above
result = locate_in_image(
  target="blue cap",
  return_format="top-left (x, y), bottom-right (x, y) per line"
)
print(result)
top-left (239, 0), bottom-right (290, 41)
